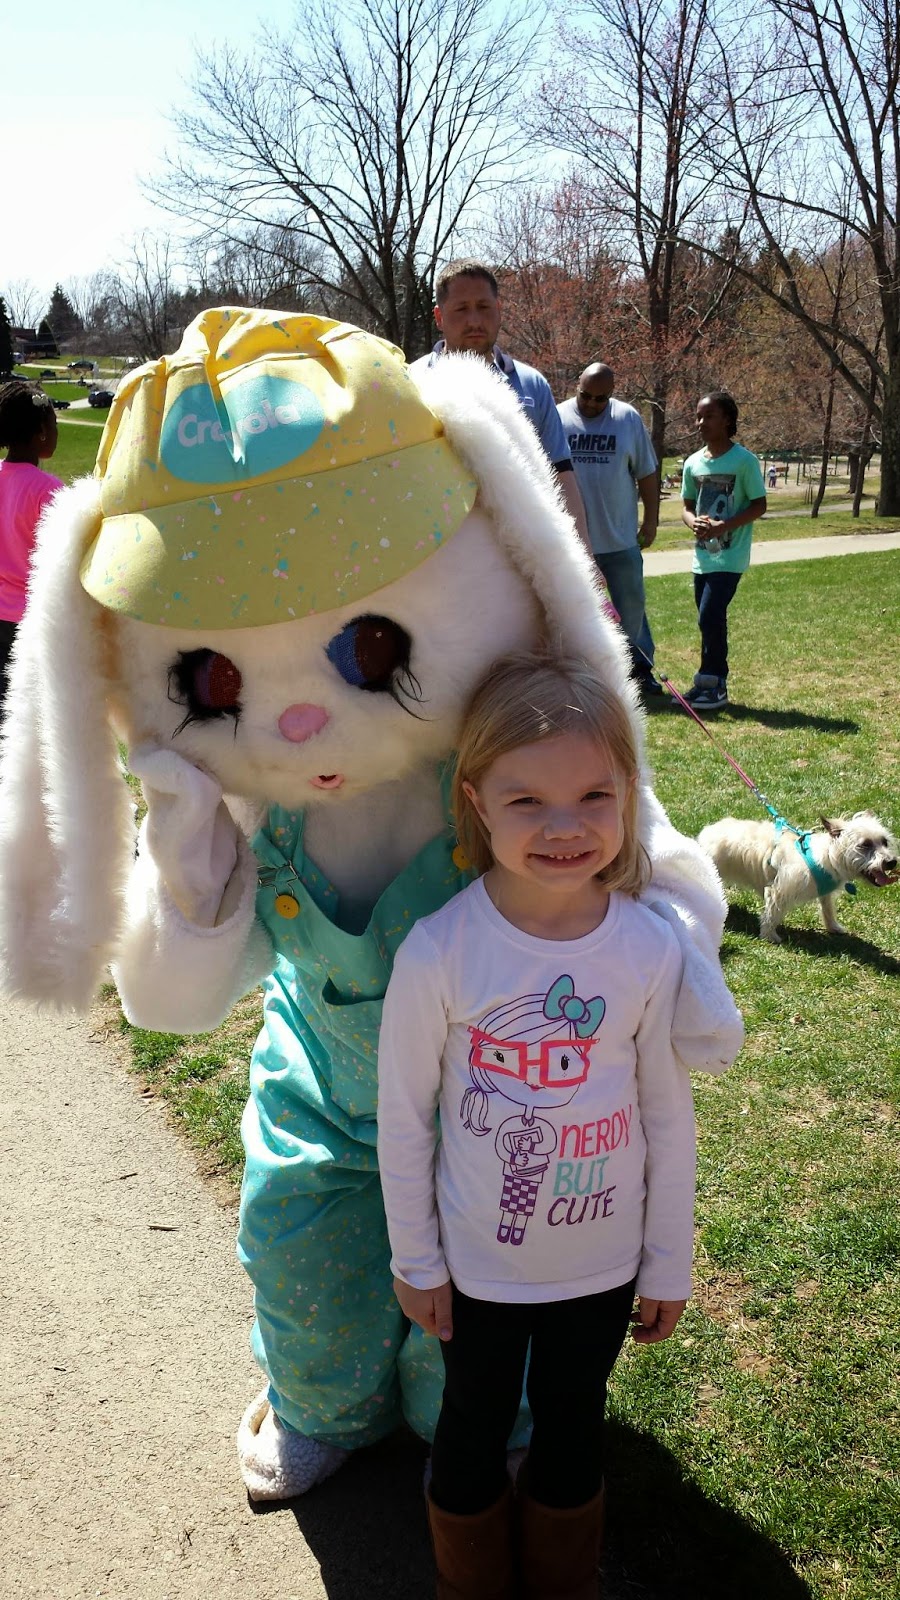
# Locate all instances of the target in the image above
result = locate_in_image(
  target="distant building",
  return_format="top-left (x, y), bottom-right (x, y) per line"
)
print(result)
top-left (12, 326), bottom-right (60, 359)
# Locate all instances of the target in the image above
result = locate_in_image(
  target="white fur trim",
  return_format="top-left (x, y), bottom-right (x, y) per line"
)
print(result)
top-left (416, 356), bottom-right (640, 724)
top-left (112, 830), bottom-right (272, 1033)
top-left (642, 898), bottom-right (744, 1074)
top-left (236, 1388), bottom-right (348, 1502)
top-left (638, 786), bottom-right (729, 954)
top-left (0, 480), bottom-right (135, 1009)
top-left (634, 787), bottom-right (740, 1071)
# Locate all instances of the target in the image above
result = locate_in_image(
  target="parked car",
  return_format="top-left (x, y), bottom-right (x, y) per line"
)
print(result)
top-left (88, 388), bottom-right (114, 408)
top-left (68, 360), bottom-right (95, 372)
top-left (51, 398), bottom-right (71, 411)
top-left (39, 368), bottom-right (57, 379)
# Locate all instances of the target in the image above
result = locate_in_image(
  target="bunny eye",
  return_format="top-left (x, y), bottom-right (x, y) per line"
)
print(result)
top-left (325, 614), bottom-right (412, 692)
top-left (169, 649), bottom-right (242, 724)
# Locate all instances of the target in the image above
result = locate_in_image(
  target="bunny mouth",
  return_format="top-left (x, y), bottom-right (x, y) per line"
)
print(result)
top-left (310, 774), bottom-right (345, 790)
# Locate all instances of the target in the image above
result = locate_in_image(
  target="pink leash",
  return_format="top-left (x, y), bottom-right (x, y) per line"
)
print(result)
top-left (653, 673), bottom-right (763, 796)
top-left (644, 657), bottom-right (790, 828)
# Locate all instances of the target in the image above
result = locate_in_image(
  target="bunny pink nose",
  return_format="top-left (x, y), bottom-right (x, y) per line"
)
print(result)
top-left (278, 703), bottom-right (330, 742)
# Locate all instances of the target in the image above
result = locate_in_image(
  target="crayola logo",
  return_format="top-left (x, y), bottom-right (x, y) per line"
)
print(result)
top-left (160, 374), bottom-right (326, 484)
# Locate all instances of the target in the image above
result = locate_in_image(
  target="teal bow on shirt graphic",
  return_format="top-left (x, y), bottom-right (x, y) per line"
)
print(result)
top-left (543, 975), bottom-right (606, 1038)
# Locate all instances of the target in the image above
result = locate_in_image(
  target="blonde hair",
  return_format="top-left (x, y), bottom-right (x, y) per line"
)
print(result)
top-left (452, 652), bottom-right (649, 895)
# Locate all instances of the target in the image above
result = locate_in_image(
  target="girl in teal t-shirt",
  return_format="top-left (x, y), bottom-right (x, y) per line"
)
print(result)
top-left (680, 390), bottom-right (767, 711)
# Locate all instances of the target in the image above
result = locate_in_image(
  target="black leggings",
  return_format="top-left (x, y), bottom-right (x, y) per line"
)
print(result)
top-left (430, 1278), bottom-right (635, 1515)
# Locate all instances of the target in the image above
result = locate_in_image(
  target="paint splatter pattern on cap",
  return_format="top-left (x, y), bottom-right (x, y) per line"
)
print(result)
top-left (80, 309), bottom-right (477, 628)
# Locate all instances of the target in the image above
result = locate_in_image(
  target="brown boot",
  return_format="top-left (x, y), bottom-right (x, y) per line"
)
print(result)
top-left (426, 1483), bottom-right (515, 1599)
top-left (517, 1482), bottom-right (605, 1599)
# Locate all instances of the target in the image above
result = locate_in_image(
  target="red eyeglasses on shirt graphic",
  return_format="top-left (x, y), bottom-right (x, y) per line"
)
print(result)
top-left (460, 976), bottom-right (606, 1246)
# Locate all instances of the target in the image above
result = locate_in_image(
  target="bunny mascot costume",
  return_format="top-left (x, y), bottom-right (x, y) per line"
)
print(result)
top-left (0, 309), bottom-right (741, 1501)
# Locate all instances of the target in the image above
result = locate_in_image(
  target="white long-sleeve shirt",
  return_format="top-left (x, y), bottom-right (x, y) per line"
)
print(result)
top-left (377, 878), bottom-right (698, 1305)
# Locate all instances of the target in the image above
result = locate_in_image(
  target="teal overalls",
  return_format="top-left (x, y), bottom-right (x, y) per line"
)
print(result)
top-left (238, 769), bottom-right (473, 1446)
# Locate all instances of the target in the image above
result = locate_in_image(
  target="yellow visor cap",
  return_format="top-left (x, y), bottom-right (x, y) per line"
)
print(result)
top-left (80, 308), bottom-right (477, 628)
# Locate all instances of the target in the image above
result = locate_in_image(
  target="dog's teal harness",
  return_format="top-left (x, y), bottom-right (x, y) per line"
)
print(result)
top-left (769, 817), bottom-right (857, 899)
top-left (644, 659), bottom-right (860, 900)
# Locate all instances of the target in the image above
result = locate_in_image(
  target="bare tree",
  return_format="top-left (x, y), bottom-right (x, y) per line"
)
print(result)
top-left (186, 224), bottom-right (324, 312)
top-left (65, 272), bottom-right (119, 333)
top-left (111, 236), bottom-right (183, 360)
top-left (850, 357), bottom-right (880, 510)
top-left (806, 225), bottom-right (850, 517)
top-left (693, 0), bottom-right (900, 513)
top-left (2, 278), bottom-right (46, 329)
top-left (154, 0), bottom-right (538, 356)
top-left (485, 180), bottom-right (627, 393)
top-left (534, 0), bottom-right (741, 459)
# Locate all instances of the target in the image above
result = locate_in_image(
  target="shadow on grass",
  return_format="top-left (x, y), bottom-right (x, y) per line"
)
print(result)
top-left (706, 702), bottom-right (859, 736)
top-left (646, 694), bottom-right (857, 734)
top-left (604, 1418), bottom-right (813, 1599)
top-left (724, 903), bottom-right (900, 975)
top-left (253, 1423), bottom-right (811, 1599)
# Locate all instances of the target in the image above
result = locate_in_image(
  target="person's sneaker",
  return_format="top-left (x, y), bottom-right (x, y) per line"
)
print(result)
top-left (636, 675), bottom-right (668, 706)
top-left (683, 674), bottom-right (728, 711)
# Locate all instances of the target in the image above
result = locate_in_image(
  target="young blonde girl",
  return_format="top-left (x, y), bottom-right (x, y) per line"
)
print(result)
top-left (378, 653), bottom-right (706, 1600)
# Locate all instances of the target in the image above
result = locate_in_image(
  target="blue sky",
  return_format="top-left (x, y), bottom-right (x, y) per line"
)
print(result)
top-left (2, 0), bottom-right (266, 308)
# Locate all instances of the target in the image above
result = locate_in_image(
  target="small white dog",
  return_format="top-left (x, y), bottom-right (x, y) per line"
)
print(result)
top-left (698, 812), bottom-right (898, 942)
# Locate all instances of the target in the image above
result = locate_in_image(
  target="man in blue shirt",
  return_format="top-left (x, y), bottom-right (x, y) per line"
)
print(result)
top-left (409, 261), bottom-right (589, 550)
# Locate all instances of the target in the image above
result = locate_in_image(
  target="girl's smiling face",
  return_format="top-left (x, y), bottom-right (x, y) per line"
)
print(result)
top-left (462, 731), bottom-right (629, 899)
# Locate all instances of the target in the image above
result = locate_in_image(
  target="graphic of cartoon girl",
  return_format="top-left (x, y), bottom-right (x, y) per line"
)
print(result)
top-left (461, 976), bottom-right (606, 1245)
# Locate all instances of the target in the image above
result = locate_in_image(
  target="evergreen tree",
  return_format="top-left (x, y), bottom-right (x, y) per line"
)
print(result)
top-left (0, 297), bottom-right (14, 376)
top-left (36, 318), bottom-right (59, 356)
top-left (47, 283), bottom-right (82, 344)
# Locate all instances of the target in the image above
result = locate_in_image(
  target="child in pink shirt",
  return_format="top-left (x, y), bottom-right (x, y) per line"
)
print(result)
top-left (0, 381), bottom-right (62, 705)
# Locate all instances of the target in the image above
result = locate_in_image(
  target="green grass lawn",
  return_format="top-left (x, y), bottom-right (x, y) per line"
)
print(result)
top-left (111, 550), bottom-right (900, 1599)
top-left (653, 507), bottom-right (898, 556)
top-left (50, 418), bottom-right (104, 482)
top-left (15, 359), bottom-right (131, 380)
top-left (30, 380), bottom-right (89, 402)
top-left (611, 553), bottom-right (900, 1598)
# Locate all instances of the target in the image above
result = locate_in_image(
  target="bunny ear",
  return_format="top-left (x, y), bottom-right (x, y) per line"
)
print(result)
top-left (0, 479), bottom-right (135, 1010)
top-left (416, 355), bottom-right (639, 720)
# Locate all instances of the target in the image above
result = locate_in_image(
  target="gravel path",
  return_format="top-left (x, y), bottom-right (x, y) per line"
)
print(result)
top-left (0, 998), bottom-right (431, 1599)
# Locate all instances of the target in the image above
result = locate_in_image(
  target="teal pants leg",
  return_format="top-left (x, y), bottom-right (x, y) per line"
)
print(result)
top-left (239, 1088), bottom-right (417, 1448)
top-left (238, 1054), bottom-right (532, 1451)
